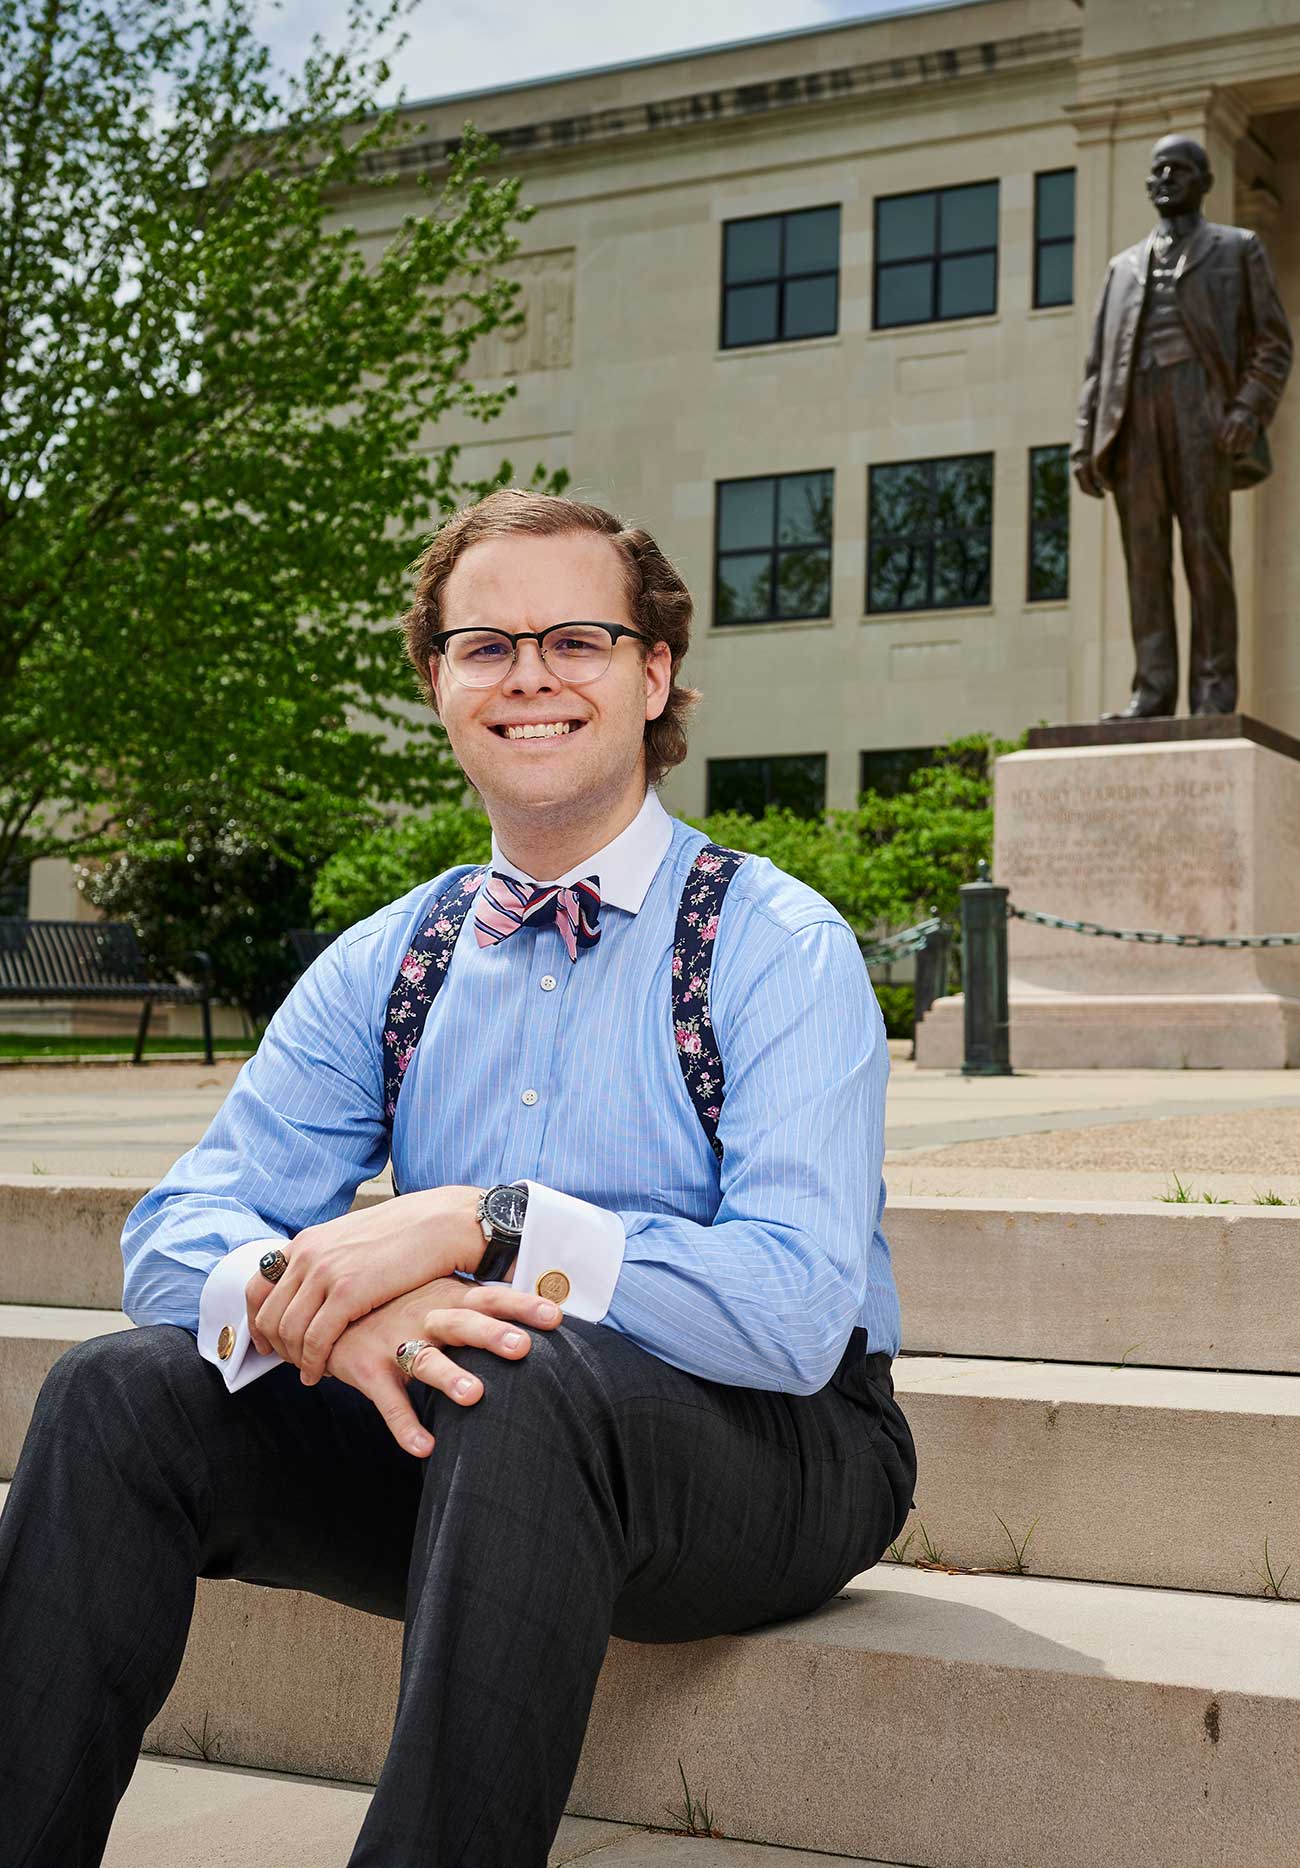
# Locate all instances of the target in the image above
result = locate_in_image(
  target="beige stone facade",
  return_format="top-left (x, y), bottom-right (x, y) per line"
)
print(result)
top-left (344, 0), bottom-right (1300, 819)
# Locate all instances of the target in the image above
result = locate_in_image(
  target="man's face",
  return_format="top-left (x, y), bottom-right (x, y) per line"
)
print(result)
top-left (1147, 142), bottom-right (1210, 218)
top-left (431, 530), bottom-right (672, 827)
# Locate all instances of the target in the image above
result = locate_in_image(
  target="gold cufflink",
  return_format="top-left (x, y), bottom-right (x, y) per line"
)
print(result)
top-left (535, 1270), bottom-right (570, 1304)
top-left (217, 1325), bottom-right (236, 1361)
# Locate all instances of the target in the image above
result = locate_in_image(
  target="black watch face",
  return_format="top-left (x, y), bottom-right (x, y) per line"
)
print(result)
top-left (486, 1182), bottom-right (528, 1234)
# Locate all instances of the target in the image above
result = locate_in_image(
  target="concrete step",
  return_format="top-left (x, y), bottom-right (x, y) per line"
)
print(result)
top-left (7, 1179), bottom-right (1300, 1375)
top-left (4, 1309), bottom-right (1297, 1598)
top-left (889, 1193), bottom-right (1300, 1372)
top-left (105, 1758), bottom-right (894, 1866)
top-left (143, 1565), bottom-right (1300, 1868)
top-left (895, 1354), bottom-right (1300, 1596)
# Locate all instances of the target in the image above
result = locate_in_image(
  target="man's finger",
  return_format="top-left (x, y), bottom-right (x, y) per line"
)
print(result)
top-left (298, 1296), bottom-right (356, 1387)
top-left (458, 1284), bottom-right (563, 1328)
top-left (245, 1270), bottom-right (277, 1355)
top-left (363, 1363), bottom-right (435, 1458)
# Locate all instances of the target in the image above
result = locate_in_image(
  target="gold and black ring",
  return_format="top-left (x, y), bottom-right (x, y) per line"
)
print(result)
top-left (259, 1246), bottom-right (289, 1285)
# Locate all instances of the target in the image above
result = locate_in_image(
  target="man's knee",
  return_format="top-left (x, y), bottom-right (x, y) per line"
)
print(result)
top-left (420, 1317), bottom-right (662, 1443)
top-left (35, 1323), bottom-right (207, 1429)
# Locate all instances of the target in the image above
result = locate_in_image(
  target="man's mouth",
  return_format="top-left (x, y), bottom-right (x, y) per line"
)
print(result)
top-left (492, 721), bottom-right (584, 740)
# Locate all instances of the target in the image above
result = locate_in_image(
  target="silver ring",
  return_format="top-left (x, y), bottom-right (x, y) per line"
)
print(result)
top-left (259, 1246), bottom-right (289, 1284)
top-left (396, 1339), bottom-right (433, 1377)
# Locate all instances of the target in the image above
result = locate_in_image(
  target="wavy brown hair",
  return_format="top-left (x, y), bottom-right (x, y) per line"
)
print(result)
top-left (401, 489), bottom-right (698, 786)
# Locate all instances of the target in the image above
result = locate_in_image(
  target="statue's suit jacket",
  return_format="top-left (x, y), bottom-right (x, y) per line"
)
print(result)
top-left (1073, 219), bottom-right (1293, 493)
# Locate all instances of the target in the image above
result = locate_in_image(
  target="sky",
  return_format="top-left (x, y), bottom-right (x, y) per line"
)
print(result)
top-left (256, 0), bottom-right (932, 107)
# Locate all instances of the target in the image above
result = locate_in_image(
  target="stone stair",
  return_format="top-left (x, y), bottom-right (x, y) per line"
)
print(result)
top-left (3, 1176), bottom-right (1300, 1866)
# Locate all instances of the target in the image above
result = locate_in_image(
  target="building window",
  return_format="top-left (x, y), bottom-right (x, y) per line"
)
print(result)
top-left (859, 747), bottom-right (938, 799)
top-left (867, 454), bottom-right (994, 612)
top-left (707, 754), bottom-right (827, 820)
top-left (873, 181), bottom-right (998, 328)
top-left (721, 206), bottom-right (841, 349)
top-left (1028, 444), bottom-right (1070, 601)
top-left (714, 471), bottom-right (833, 625)
top-left (1033, 169), bottom-right (1075, 309)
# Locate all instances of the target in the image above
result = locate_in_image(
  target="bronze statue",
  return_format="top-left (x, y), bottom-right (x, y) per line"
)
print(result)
top-left (1073, 135), bottom-right (1292, 718)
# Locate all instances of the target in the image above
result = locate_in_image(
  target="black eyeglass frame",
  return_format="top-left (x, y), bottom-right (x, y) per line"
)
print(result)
top-left (427, 621), bottom-right (648, 685)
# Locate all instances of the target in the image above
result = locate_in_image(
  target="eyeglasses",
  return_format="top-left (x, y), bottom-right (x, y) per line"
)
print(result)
top-left (428, 621), bottom-right (647, 689)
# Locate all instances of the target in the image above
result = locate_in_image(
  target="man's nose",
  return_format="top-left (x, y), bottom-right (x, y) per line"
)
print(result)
top-left (505, 638), bottom-right (560, 693)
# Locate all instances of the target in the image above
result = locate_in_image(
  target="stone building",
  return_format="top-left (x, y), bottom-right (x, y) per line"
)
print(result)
top-left (341, 0), bottom-right (1300, 823)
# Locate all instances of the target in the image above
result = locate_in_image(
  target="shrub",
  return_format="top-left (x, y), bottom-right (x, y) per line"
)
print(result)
top-left (311, 805), bottom-right (492, 930)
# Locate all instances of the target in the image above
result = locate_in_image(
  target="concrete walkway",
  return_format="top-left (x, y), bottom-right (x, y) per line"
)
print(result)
top-left (5, 1050), bottom-right (1300, 1184)
top-left (104, 1756), bottom-right (895, 1867)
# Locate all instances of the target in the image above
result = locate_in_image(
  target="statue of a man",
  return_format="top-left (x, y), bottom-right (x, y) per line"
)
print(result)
top-left (1072, 135), bottom-right (1292, 718)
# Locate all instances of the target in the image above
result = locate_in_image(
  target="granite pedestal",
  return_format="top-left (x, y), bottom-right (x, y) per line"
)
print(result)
top-left (915, 716), bottom-right (1300, 1069)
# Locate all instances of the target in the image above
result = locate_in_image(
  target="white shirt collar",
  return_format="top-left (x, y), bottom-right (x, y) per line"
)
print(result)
top-left (489, 789), bottom-right (673, 914)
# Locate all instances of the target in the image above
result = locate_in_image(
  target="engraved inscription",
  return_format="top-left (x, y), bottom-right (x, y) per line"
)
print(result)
top-left (474, 249), bottom-right (574, 378)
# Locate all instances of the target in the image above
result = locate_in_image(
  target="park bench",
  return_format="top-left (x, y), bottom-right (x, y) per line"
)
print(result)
top-left (287, 928), bottom-right (338, 973)
top-left (0, 917), bottom-right (213, 1065)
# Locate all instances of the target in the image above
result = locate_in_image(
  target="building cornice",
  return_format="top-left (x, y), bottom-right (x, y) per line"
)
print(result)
top-left (359, 26), bottom-right (1082, 180)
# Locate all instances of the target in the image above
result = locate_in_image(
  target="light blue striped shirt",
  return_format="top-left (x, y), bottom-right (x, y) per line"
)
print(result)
top-left (122, 802), bottom-right (901, 1393)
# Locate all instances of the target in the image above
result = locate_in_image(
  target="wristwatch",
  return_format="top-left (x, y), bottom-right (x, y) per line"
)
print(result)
top-left (473, 1182), bottom-right (529, 1283)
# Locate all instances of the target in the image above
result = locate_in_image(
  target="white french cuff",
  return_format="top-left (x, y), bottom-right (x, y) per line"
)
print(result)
top-left (513, 1181), bottom-right (625, 1322)
top-left (197, 1237), bottom-right (287, 1393)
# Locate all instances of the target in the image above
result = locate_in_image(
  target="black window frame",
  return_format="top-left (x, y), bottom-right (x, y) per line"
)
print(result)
top-left (719, 204), bottom-right (842, 351)
top-left (1033, 167), bottom-right (1076, 310)
top-left (706, 753), bottom-right (828, 820)
top-left (859, 747), bottom-right (938, 800)
top-left (866, 452), bottom-right (995, 615)
top-left (1027, 443), bottom-right (1070, 603)
top-left (712, 469), bottom-right (834, 628)
top-left (872, 180), bottom-right (1000, 330)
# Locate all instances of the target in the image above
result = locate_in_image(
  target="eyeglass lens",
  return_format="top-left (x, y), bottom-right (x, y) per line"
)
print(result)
top-left (445, 625), bottom-right (618, 687)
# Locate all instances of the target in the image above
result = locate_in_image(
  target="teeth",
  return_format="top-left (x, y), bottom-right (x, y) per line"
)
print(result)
top-left (504, 722), bottom-right (572, 739)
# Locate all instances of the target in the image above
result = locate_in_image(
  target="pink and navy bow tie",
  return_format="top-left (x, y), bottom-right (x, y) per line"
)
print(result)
top-left (474, 871), bottom-right (602, 963)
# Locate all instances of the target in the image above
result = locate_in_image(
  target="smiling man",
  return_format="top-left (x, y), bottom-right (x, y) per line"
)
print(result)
top-left (0, 490), bottom-right (914, 1868)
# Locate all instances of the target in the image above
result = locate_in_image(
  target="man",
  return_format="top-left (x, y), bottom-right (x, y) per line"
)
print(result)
top-left (1072, 134), bottom-right (1292, 718)
top-left (0, 490), bottom-right (913, 1867)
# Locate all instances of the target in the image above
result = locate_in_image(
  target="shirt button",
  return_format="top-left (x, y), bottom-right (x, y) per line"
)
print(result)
top-left (540, 975), bottom-right (557, 992)
top-left (521, 1088), bottom-right (539, 1106)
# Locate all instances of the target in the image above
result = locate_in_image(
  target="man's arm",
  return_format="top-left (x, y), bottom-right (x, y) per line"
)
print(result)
top-left (1072, 265), bottom-right (1112, 497)
top-left (513, 911), bottom-right (889, 1396)
top-left (122, 920), bottom-right (393, 1387)
top-left (1231, 231), bottom-right (1294, 430)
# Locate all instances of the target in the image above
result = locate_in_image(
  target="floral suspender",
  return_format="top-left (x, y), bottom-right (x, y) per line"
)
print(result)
top-left (381, 844), bottom-right (748, 1163)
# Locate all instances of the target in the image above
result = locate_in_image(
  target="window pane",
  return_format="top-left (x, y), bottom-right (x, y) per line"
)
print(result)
top-left (724, 217), bottom-right (781, 283)
top-left (933, 533), bottom-right (991, 606)
top-left (777, 471), bottom-right (833, 546)
top-left (1036, 170), bottom-right (1075, 242)
top-left (940, 182), bottom-right (998, 254)
top-left (1035, 241), bottom-right (1074, 308)
top-left (708, 757), bottom-right (769, 817)
top-left (876, 261), bottom-right (933, 327)
top-left (716, 552), bottom-right (773, 622)
top-left (1030, 528), bottom-right (1069, 602)
top-left (939, 251), bottom-right (996, 319)
top-left (876, 193), bottom-right (935, 263)
top-left (869, 541), bottom-right (929, 611)
top-left (871, 461), bottom-right (932, 538)
top-left (783, 273), bottom-right (838, 338)
top-left (935, 456), bottom-right (992, 530)
top-left (770, 754), bottom-right (827, 819)
top-left (785, 207), bottom-right (840, 274)
top-left (717, 479), bottom-right (774, 551)
top-left (1030, 445), bottom-right (1070, 524)
top-left (724, 283), bottom-right (780, 347)
top-left (776, 546), bottom-right (831, 617)
top-left (860, 747), bottom-right (937, 799)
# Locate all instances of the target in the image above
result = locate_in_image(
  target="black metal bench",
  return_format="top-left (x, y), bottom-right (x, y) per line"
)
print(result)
top-left (287, 928), bottom-right (338, 973)
top-left (0, 918), bottom-right (214, 1065)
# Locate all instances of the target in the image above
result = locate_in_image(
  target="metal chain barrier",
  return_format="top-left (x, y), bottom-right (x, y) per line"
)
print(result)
top-left (1007, 905), bottom-right (1300, 949)
top-left (857, 915), bottom-right (946, 966)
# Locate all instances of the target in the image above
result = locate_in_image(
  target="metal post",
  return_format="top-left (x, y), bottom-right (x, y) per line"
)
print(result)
top-left (959, 861), bottom-right (1011, 1076)
top-left (911, 916), bottom-right (951, 1029)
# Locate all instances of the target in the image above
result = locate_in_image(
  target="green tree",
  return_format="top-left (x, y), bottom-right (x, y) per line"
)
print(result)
top-left (1, 0), bottom-right (556, 883)
top-left (311, 803), bottom-right (492, 930)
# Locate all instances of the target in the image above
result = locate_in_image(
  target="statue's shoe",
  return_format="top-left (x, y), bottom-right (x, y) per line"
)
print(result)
top-left (1101, 700), bottom-right (1174, 720)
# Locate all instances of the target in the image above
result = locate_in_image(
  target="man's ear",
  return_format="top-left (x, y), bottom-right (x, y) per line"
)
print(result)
top-left (428, 656), bottom-right (444, 717)
top-left (644, 641), bottom-right (672, 722)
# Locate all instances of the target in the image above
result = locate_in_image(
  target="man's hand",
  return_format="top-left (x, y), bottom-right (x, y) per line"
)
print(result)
top-left (245, 1186), bottom-right (485, 1382)
top-left (1073, 460), bottom-right (1104, 500)
top-left (322, 1276), bottom-right (563, 1459)
top-left (1219, 405), bottom-right (1260, 457)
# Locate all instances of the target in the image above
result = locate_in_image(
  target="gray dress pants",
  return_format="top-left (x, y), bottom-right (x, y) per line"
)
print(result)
top-left (0, 1316), bottom-right (914, 1868)
top-left (1112, 356), bottom-right (1238, 715)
